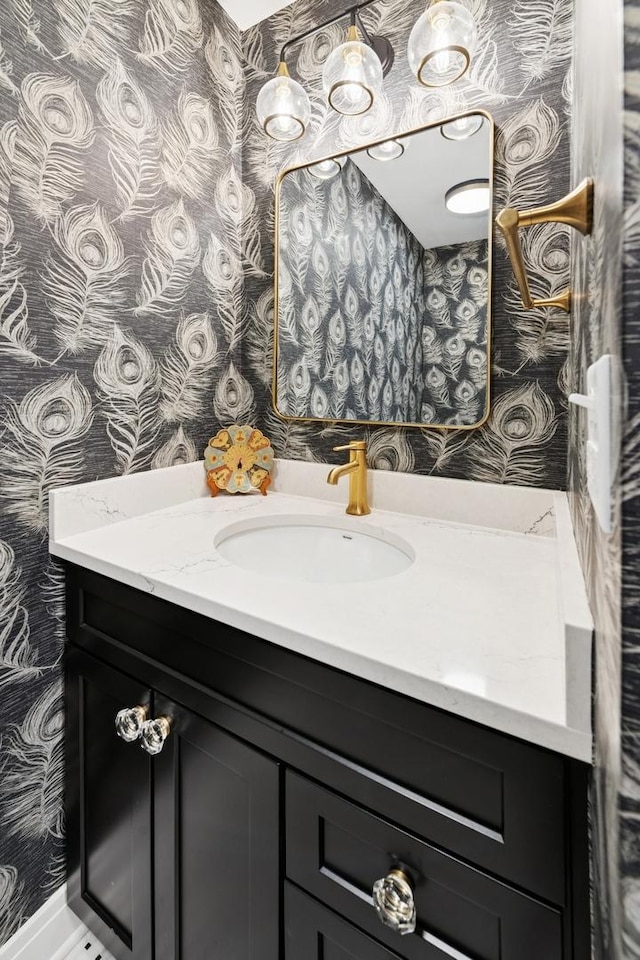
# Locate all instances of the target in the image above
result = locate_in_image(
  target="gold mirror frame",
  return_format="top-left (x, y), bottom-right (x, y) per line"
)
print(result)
top-left (272, 109), bottom-right (495, 432)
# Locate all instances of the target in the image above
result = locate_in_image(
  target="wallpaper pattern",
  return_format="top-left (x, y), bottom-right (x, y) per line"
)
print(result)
top-left (570, 0), bottom-right (624, 956)
top-left (621, 2), bottom-right (640, 955)
top-left (0, 0), bottom-right (248, 940)
top-left (572, 0), bottom-right (640, 957)
top-left (2, 0), bottom-right (634, 950)
top-left (243, 0), bottom-right (573, 486)
top-left (422, 239), bottom-right (490, 426)
top-left (277, 158), bottom-right (489, 425)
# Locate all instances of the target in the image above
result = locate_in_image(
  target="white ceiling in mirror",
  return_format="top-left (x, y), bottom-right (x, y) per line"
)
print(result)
top-left (352, 118), bottom-right (491, 249)
top-left (216, 0), bottom-right (296, 30)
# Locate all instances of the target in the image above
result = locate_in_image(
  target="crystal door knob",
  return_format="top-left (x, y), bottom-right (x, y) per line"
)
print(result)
top-left (140, 717), bottom-right (171, 755)
top-left (115, 705), bottom-right (148, 743)
top-left (372, 868), bottom-right (416, 935)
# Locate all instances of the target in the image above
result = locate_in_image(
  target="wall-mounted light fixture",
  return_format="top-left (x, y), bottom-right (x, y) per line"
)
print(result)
top-left (323, 18), bottom-right (384, 116)
top-left (257, 0), bottom-right (477, 142)
top-left (445, 179), bottom-right (490, 215)
top-left (256, 61), bottom-right (311, 142)
top-left (408, 0), bottom-right (477, 87)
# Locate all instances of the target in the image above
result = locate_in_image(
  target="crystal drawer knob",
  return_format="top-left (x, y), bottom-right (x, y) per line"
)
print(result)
top-left (115, 705), bottom-right (148, 743)
top-left (140, 717), bottom-right (171, 755)
top-left (372, 868), bottom-right (416, 936)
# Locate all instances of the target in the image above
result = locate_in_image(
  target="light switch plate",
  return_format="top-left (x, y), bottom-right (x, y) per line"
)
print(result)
top-left (569, 354), bottom-right (613, 535)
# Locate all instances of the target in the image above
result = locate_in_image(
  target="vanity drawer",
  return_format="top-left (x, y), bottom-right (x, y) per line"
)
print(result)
top-left (286, 883), bottom-right (405, 960)
top-left (286, 772), bottom-right (564, 960)
top-left (68, 565), bottom-right (576, 904)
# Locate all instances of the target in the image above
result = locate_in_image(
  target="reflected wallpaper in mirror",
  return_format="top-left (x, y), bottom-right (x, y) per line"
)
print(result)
top-left (274, 112), bottom-right (493, 429)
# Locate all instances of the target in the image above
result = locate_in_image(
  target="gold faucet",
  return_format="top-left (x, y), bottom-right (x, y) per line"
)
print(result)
top-left (327, 441), bottom-right (370, 516)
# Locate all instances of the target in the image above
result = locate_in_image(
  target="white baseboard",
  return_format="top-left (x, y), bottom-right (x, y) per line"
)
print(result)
top-left (0, 886), bottom-right (87, 960)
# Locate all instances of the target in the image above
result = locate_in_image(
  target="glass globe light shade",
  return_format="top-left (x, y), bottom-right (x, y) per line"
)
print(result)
top-left (308, 157), bottom-right (345, 180)
top-left (323, 25), bottom-right (384, 116)
top-left (408, 1), bottom-right (477, 87)
top-left (257, 63), bottom-right (311, 142)
top-left (440, 114), bottom-right (484, 140)
top-left (367, 139), bottom-right (405, 161)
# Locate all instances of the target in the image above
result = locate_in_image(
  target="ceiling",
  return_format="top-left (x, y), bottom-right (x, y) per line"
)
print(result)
top-left (217, 0), bottom-right (296, 30)
top-left (352, 119), bottom-right (491, 249)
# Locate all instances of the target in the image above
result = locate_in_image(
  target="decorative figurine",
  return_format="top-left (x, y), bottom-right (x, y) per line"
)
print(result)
top-left (204, 424), bottom-right (274, 497)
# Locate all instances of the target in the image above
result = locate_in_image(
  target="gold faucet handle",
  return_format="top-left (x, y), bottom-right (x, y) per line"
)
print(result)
top-left (333, 441), bottom-right (367, 452)
top-left (495, 177), bottom-right (594, 314)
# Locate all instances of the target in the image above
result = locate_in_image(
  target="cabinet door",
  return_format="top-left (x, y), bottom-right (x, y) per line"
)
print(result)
top-left (153, 696), bottom-right (280, 960)
top-left (65, 646), bottom-right (153, 960)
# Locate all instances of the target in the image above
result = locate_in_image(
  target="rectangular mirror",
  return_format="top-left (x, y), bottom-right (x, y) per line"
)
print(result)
top-left (273, 111), bottom-right (494, 430)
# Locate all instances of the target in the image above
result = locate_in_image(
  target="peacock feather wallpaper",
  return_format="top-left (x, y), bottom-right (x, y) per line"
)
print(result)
top-left (621, 2), bottom-right (640, 955)
top-left (0, 0), bottom-right (250, 937)
top-left (0, 0), bottom-right (638, 956)
top-left (276, 158), bottom-right (490, 427)
top-left (242, 0), bottom-right (574, 483)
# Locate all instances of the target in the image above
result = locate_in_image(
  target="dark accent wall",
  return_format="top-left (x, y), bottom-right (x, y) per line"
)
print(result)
top-left (277, 157), bottom-right (489, 425)
top-left (0, 0), bottom-right (248, 941)
top-left (243, 0), bottom-right (573, 485)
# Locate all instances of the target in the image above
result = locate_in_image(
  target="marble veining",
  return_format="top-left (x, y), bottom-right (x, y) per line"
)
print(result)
top-left (49, 462), bottom-right (593, 761)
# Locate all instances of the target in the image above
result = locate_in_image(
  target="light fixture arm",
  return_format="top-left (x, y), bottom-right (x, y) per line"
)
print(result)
top-left (355, 11), bottom-right (372, 44)
top-left (278, 0), bottom-right (381, 66)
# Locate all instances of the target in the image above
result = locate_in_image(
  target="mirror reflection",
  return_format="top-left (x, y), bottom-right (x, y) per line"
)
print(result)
top-left (274, 112), bottom-right (493, 429)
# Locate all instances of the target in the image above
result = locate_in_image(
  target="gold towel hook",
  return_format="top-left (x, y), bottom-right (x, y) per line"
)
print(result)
top-left (495, 178), bottom-right (594, 313)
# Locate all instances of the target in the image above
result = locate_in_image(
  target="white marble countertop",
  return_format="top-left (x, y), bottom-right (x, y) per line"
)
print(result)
top-left (49, 460), bottom-right (594, 761)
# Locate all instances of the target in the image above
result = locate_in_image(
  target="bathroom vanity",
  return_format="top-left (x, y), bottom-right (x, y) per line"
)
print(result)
top-left (51, 461), bottom-right (594, 960)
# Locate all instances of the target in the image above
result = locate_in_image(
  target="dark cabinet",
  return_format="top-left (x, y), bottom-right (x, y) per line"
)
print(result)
top-left (153, 695), bottom-right (279, 960)
top-left (65, 647), bottom-right (152, 960)
top-left (65, 647), bottom-right (280, 960)
top-left (70, 567), bottom-right (571, 902)
top-left (64, 564), bottom-right (590, 960)
top-left (286, 772), bottom-right (563, 960)
top-left (285, 885), bottom-right (405, 960)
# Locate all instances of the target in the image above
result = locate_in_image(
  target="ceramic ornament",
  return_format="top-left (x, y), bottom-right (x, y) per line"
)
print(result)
top-left (204, 424), bottom-right (274, 497)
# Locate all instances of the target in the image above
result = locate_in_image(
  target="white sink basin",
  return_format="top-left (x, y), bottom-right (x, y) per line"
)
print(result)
top-left (215, 515), bottom-right (414, 584)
